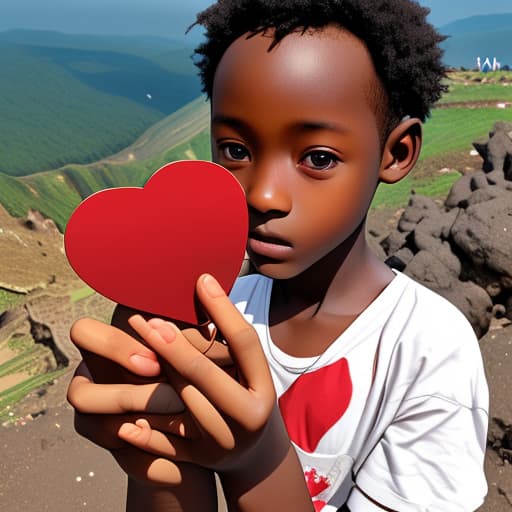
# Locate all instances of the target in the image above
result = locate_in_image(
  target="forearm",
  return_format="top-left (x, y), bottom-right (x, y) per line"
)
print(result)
top-left (219, 409), bottom-right (314, 512)
top-left (126, 464), bottom-right (217, 512)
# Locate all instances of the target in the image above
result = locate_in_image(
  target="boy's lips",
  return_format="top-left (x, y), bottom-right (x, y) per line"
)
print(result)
top-left (248, 231), bottom-right (293, 260)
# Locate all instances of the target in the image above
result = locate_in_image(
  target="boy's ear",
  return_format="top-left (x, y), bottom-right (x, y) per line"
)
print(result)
top-left (379, 117), bottom-right (422, 184)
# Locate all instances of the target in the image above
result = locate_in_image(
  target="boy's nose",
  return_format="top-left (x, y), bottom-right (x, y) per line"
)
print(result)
top-left (243, 163), bottom-right (292, 215)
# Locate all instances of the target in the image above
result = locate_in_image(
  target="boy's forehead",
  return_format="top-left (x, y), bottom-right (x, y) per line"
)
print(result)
top-left (212, 25), bottom-right (380, 112)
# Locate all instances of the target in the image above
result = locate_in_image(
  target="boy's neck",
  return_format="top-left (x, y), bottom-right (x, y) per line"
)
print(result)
top-left (269, 220), bottom-right (394, 324)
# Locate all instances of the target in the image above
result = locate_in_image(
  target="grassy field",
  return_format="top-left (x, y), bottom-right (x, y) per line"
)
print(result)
top-left (438, 71), bottom-right (512, 104)
top-left (371, 71), bottom-right (512, 209)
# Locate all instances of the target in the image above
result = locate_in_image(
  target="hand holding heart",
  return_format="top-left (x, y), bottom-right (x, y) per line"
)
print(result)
top-left (118, 274), bottom-right (278, 468)
top-left (68, 274), bottom-right (283, 485)
top-left (66, 160), bottom-right (278, 484)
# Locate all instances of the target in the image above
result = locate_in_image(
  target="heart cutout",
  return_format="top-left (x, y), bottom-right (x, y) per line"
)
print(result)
top-left (64, 160), bottom-right (248, 325)
top-left (278, 358), bottom-right (352, 453)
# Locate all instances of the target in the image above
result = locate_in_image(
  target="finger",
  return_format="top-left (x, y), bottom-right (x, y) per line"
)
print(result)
top-left (73, 410), bottom-right (193, 450)
top-left (70, 317), bottom-right (161, 377)
top-left (147, 412), bottom-right (200, 440)
top-left (196, 274), bottom-right (274, 395)
top-left (129, 315), bottom-right (273, 431)
top-left (68, 372), bottom-right (184, 414)
top-left (118, 419), bottom-right (202, 465)
top-left (170, 376), bottom-right (235, 449)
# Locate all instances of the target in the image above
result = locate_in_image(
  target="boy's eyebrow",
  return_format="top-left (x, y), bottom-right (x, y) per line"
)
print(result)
top-left (299, 121), bottom-right (349, 133)
top-left (212, 115), bottom-right (349, 134)
top-left (211, 115), bottom-right (247, 130)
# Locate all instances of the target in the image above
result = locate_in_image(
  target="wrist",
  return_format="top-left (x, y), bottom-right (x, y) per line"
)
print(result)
top-left (219, 408), bottom-right (313, 511)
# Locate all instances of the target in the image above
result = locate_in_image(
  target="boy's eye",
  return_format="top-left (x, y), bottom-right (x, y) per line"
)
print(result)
top-left (301, 151), bottom-right (340, 171)
top-left (220, 143), bottom-right (250, 161)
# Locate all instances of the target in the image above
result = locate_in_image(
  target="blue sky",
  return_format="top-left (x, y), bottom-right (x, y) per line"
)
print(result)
top-left (1, 0), bottom-right (511, 39)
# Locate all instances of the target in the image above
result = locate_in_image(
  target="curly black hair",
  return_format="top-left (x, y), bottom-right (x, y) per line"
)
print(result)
top-left (190, 0), bottom-right (446, 130)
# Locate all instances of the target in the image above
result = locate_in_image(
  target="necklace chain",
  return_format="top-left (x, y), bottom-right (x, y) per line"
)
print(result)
top-left (266, 334), bottom-right (324, 375)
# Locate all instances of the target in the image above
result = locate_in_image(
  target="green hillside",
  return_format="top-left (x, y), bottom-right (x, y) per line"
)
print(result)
top-left (0, 32), bottom-right (202, 176)
top-left (106, 96), bottom-right (209, 163)
top-left (373, 72), bottom-right (512, 208)
top-left (0, 93), bottom-right (210, 230)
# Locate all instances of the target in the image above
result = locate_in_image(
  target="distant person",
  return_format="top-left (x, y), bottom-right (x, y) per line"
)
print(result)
top-left (67, 0), bottom-right (489, 510)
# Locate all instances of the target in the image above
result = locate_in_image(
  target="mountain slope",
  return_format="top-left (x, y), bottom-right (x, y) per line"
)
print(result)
top-left (440, 14), bottom-right (512, 68)
top-left (105, 96), bottom-right (209, 163)
top-left (440, 14), bottom-right (512, 36)
top-left (0, 31), bottom-right (202, 176)
top-left (0, 95), bottom-right (211, 231)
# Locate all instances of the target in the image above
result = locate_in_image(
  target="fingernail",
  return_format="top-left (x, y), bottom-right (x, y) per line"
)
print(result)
top-left (129, 354), bottom-right (161, 375)
top-left (202, 274), bottom-right (224, 298)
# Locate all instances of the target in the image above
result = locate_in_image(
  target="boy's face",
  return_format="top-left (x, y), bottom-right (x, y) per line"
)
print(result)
top-left (211, 26), bottom-right (386, 279)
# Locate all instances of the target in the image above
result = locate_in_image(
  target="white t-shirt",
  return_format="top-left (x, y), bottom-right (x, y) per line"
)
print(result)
top-left (229, 270), bottom-right (488, 512)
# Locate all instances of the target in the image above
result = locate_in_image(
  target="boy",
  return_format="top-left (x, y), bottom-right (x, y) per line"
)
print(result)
top-left (67, 0), bottom-right (489, 510)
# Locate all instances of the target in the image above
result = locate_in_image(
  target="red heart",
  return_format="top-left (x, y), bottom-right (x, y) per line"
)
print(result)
top-left (278, 358), bottom-right (352, 453)
top-left (64, 160), bottom-right (248, 325)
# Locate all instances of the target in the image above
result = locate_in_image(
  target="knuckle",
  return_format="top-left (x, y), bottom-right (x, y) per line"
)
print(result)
top-left (231, 325), bottom-right (258, 346)
top-left (179, 353), bottom-right (208, 381)
top-left (119, 386), bottom-right (135, 412)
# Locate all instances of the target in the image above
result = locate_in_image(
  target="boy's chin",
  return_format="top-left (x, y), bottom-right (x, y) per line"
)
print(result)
top-left (249, 258), bottom-right (303, 281)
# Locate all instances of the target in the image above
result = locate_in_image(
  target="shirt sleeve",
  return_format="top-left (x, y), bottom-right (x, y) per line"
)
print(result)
top-left (348, 308), bottom-right (489, 512)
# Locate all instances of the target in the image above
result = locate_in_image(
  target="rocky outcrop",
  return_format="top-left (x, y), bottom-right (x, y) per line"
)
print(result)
top-left (0, 205), bottom-right (79, 296)
top-left (381, 121), bottom-right (512, 338)
top-left (0, 288), bottom-right (116, 370)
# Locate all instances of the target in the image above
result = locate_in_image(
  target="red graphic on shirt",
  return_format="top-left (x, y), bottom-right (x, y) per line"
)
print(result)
top-left (278, 357), bottom-right (352, 453)
top-left (305, 468), bottom-right (330, 496)
top-left (305, 468), bottom-right (330, 511)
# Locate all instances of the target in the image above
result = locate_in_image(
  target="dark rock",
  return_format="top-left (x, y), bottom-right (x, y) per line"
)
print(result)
top-left (493, 304), bottom-right (507, 318)
top-left (474, 121), bottom-right (512, 180)
top-left (506, 296), bottom-right (512, 321)
top-left (405, 250), bottom-right (492, 337)
top-left (406, 250), bottom-right (457, 287)
top-left (386, 247), bottom-right (414, 271)
top-left (470, 171), bottom-right (490, 191)
top-left (23, 209), bottom-right (59, 234)
top-left (486, 169), bottom-right (507, 187)
top-left (485, 123), bottom-right (512, 174)
top-left (440, 208), bottom-right (460, 239)
top-left (466, 186), bottom-right (510, 206)
top-left (380, 230), bottom-right (408, 256)
top-left (414, 211), bottom-right (445, 242)
top-left (451, 195), bottom-right (512, 283)
top-left (397, 193), bottom-right (439, 232)
top-left (486, 282), bottom-right (502, 298)
top-left (445, 174), bottom-right (473, 208)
